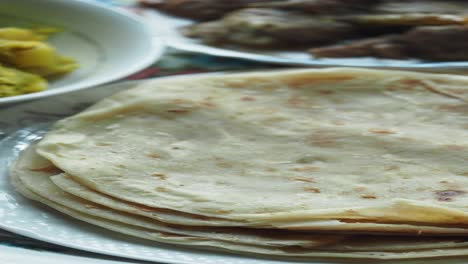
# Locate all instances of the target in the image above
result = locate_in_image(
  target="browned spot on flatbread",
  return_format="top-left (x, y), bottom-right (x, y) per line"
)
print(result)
top-left (419, 80), bottom-right (465, 100)
top-left (28, 166), bottom-right (61, 174)
top-left (214, 157), bottom-right (233, 168)
top-left (345, 209), bottom-right (357, 215)
top-left (286, 75), bottom-right (354, 89)
top-left (308, 131), bottom-right (338, 147)
top-left (84, 204), bottom-right (100, 209)
top-left (171, 99), bottom-right (192, 104)
top-left (450, 89), bottom-right (467, 95)
top-left (156, 187), bottom-right (168, 192)
top-left (444, 145), bottom-right (466, 151)
top-left (147, 153), bottom-right (162, 159)
top-left (435, 190), bottom-right (466, 202)
top-left (241, 96), bottom-right (256, 101)
top-left (189, 214), bottom-right (211, 220)
top-left (368, 128), bottom-right (396, 134)
top-left (353, 186), bottom-right (366, 192)
top-left (400, 79), bottom-right (419, 85)
top-left (290, 166), bottom-right (320, 172)
top-left (152, 173), bottom-right (167, 180)
top-left (438, 104), bottom-right (468, 113)
top-left (384, 165), bottom-right (400, 171)
top-left (361, 195), bottom-right (377, 199)
top-left (291, 177), bottom-right (316, 183)
top-left (304, 187), bottom-right (321, 193)
top-left (159, 233), bottom-right (187, 238)
top-left (462, 172), bottom-right (468, 176)
top-left (385, 85), bottom-right (399, 91)
top-left (287, 95), bottom-right (311, 109)
top-left (332, 121), bottom-right (345, 126)
top-left (398, 137), bottom-right (415, 143)
top-left (200, 101), bottom-right (216, 108)
top-left (216, 209), bottom-right (233, 214)
top-left (200, 100), bottom-right (216, 108)
top-left (318, 90), bottom-right (334, 95)
top-left (167, 109), bottom-right (190, 114)
top-left (130, 204), bottom-right (160, 213)
top-left (399, 79), bottom-right (420, 90)
top-left (224, 78), bottom-right (267, 89)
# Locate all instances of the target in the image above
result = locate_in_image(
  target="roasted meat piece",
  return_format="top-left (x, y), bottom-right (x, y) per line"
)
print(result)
top-left (404, 25), bottom-right (468, 61)
top-left (309, 35), bottom-right (407, 59)
top-left (139, 0), bottom-right (271, 21)
top-left (345, 13), bottom-right (468, 27)
top-left (183, 8), bottom-right (357, 48)
top-left (375, 0), bottom-right (468, 15)
top-left (309, 25), bottom-right (468, 61)
top-left (250, 0), bottom-right (380, 14)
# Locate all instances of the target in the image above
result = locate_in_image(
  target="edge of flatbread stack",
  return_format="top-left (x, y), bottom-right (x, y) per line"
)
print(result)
top-left (10, 68), bottom-right (468, 260)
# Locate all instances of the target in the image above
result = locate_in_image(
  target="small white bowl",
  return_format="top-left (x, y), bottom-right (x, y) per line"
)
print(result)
top-left (0, 0), bottom-right (164, 105)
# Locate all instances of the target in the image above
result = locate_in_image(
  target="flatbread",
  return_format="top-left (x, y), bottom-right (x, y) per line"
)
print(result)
top-left (51, 174), bottom-right (245, 227)
top-left (11, 160), bottom-right (468, 260)
top-left (35, 69), bottom-right (468, 226)
top-left (52, 173), bottom-right (468, 236)
top-left (11, 144), bottom-right (344, 248)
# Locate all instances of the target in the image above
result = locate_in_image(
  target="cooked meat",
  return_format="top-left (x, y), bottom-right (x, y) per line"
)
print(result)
top-left (139, 0), bottom-right (271, 21)
top-left (250, 0), bottom-right (380, 14)
top-left (345, 13), bottom-right (468, 27)
top-left (375, 0), bottom-right (468, 15)
top-left (183, 8), bottom-right (357, 48)
top-left (404, 25), bottom-right (468, 61)
top-left (309, 35), bottom-right (408, 59)
top-left (181, 21), bottom-right (227, 44)
top-left (310, 25), bottom-right (468, 61)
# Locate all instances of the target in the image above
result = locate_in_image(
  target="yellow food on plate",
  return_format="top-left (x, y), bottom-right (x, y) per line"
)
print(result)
top-left (0, 27), bottom-right (78, 97)
top-left (0, 64), bottom-right (47, 97)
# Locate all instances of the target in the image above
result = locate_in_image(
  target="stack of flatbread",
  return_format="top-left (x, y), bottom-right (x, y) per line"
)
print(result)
top-left (10, 68), bottom-right (468, 260)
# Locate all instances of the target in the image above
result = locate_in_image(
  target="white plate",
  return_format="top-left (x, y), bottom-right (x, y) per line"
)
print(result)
top-left (145, 10), bottom-right (468, 70)
top-left (0, 245), bottom-right (139, 264)
top-left (0, 0), bottom-right (164, 105)
top-left (0, 78), bottom-right (466, 264)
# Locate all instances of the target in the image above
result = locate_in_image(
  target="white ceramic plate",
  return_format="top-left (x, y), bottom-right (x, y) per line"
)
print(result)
top-left (0, 245), bottom-right (139, 264)
top-left (144, 9), bottom-right (468, 70)
top-left (0, 77), bottom-right (467, 264)
top-left (0, 0), bottom-right (164, 105)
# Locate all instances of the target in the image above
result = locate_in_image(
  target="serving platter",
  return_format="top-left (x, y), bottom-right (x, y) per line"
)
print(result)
top-left (144, 9), bottom-right (468, 70)
top-left (0, 76), bottom-right (467, 264)
top-left (0, 0), bottom-right (164, 105)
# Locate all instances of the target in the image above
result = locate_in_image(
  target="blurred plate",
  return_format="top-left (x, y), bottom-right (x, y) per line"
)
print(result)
top-left (145, 10), bottom-right (468, 70)
top-left (0, 0), bottom-right (164, 105)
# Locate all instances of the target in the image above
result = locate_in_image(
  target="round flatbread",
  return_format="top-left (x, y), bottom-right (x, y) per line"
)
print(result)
top-left (35, 68), bottom-right (468, 226)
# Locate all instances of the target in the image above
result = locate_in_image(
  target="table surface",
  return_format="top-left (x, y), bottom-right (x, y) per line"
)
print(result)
top-left (1, 0), bottom-right (467, 263)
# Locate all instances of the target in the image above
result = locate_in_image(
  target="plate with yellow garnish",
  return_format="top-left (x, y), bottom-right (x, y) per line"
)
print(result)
top-left (0, 0), bottom-right (164, 105)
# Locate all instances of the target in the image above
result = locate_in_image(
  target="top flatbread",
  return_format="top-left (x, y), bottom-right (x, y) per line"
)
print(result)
top-left (36, 68), bottom-right (468, 226)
